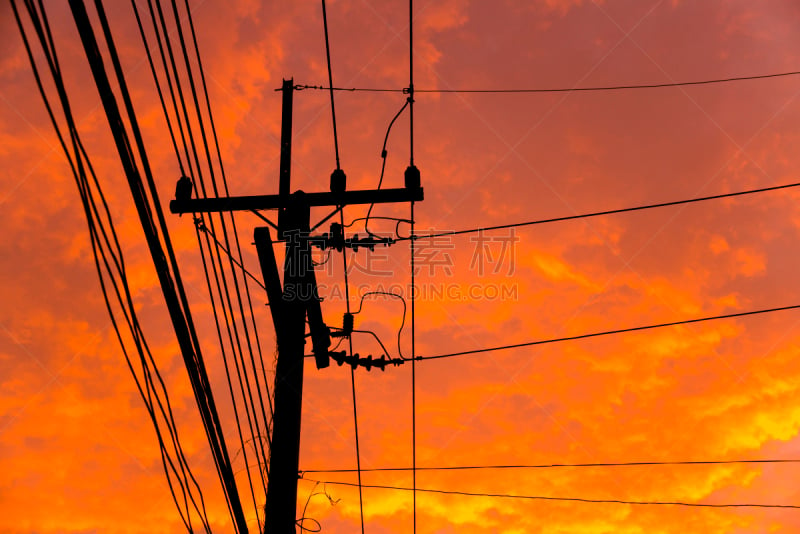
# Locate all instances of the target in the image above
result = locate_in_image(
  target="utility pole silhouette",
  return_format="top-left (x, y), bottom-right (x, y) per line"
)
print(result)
top-left (171, 78), bottom-right (423, 533)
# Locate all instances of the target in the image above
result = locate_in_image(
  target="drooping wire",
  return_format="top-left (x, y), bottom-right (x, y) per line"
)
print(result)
top-left (292, 69), bottom-right (800, 94)
top-left (51, 0), bottom-right (219, 528)
top-left (148, 1), bottom-right (259, 518)
top-left (180, 0), bottom-right (276, 462)
top-left (352, 291), bottom-right (407, 359)
top-left (141, 0), bottom-right (264, 525)
top-left (89, 1), bottom-right (219, 526)
top-left (194, 217), bottom-right (267, 290)
top-left (166, 0), bottom-right (273, 498)
top-left (135, 1), bottom-right (242, 524)
top-left (345, 216), bottom-right (413, 229)
top-left (416, 304), bottom-right (800, 361)
top-left (13, 1), bottom-right (212, 529)
top-left (312, 249), bottom-right (333, 267)
top-left (350, 330), bottom-right (393, 359)
top-left (303, 479), bottom-right (800, 510)
top-left (364, 100), bottom-right (409, 237)
top-left (394, 181), bottom-right (800, 241)
top-left (301, 458), bottom-right (800, 474)
top-left (297, 480), bottom-right (339, 533)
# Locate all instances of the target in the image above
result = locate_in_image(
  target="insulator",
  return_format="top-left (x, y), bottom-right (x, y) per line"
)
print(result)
top-left (342, 312), bottom-right (354, 335)
top-left (404, 165), bottom-right (421, 189)
top-left (330, 222), bottom-right (344, 251)
top-left (175, 175), bottom-right (193, 202)
top-left (330, 350), bottom-right (346, 366)
top-left (374, 355), bottom-right (388, 371)
top-left (330, 168), bottom-right (346, 193)
top-left (362, 355), bottom-right (374, 371)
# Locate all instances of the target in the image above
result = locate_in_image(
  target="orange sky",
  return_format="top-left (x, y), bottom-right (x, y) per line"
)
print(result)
top-left (4, 0), bottom-right (800, 532)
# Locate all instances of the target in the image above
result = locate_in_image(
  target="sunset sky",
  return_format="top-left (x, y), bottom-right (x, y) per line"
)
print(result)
top-left (4, 0), bottom-right (800, 532)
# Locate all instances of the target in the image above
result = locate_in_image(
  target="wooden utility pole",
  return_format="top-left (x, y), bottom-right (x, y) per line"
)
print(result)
top-left (171, 78), bottom-right (423, 533)
top-left (262, 192), bottom-right (312, 533)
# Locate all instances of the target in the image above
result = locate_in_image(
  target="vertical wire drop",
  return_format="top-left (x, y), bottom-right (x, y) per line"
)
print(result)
top-left (409, 0), bottom-right (414, 166)
top-left (321, 0), bottom-right (340, 170)
top-left (340, 211), bottom-right (367, 534)
top-left (409, 1), bottom-right (418, 532)
top-left (411, 202), bottom-right (417, 534)
top-left (321, 0), bottom-right (364, 527)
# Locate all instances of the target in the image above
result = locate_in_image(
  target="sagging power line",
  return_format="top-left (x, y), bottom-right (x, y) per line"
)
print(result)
top-left (301, 458), bottom-right (800, 475)
top-left (397, 181), bottom-right (800, 241)
top-left (302, 479), bottom-right (800, 510)
top-left (291, 69), bottom-right (800, 94)
top-left (416, 304), bottom-right (800, 361)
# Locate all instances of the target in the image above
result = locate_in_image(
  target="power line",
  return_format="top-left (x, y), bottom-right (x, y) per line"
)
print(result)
top-left (140, 2), bottom-right (256, 523)
top-left (301, 458), bottom-right (800, 475)
top-left (321, 0), bottom-right (341, 170)
top-left (320, 1), bottom-right (365, 530)
top-left (156, 0), bottom-right (267, 523)
top-left (132, 0), bottom-right (262, 527)
top-left (416, 304), bottom-right (800, 361)
top-left (16, 1), bottom-right (220, 529)
top-left (194, 217), bottom-right (267, 291)
top-left (365, 100), bottom-right (408, 237)
top-left (293, 69), bottom-right (800, 94)
top-left (352, 291), bottom-right (407, 360)
top-left (408, 1), bottom-right (418, 529)
top-left (179, 0), bottom-right (275, 478)
top-left (303, 479), bottom-right (800, 510)
top-left (396, 181), bottom-right (800, 241)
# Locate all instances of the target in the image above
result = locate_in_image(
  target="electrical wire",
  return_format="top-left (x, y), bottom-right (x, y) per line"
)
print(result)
top-left (364, 100), bottom-right (409, 237)
top-left (344, 216), bottom-right (413, 229)
top-left (14, 1), bottom-right (213, 529)
top-left (39, 2), bottom-right (800, 531)
top-left (180, 0), bottom-right (275, 471)
top-left (320, 1), bottom-right (365, 529)
top-left (352, 291), bottom-right (407, 359)
top-left (64, 1), bottom-right (214, 528)
top-left (408, 1), bottom-right (417, 529)
top-left (312, 249), bottom-right (333, 267)
top-left (410, 199), bottom-right (417, 532)
top-left (134, 0), bottom-right (263, 527)
top-left (194, 217), bottom-right (267, 290)
top-left (300, 458), bottom-right (800, 474)
top-left (297, 480), bottom-right (339, 533)
top-left (395, 181), bottom-right (800, 241)
top-left (292, 69), bottom-right (800, 94)
top-left (341, 192), bottom-right (367, 534)
top-left (303, 479), bottom-right (800, 510)
top-left (90, 2), bottom-right (219, 525)
top-left (136, 1), bottom-right (247, 524)
top-left (321, 0), bottom-right (341, 170)
top-left (148, 2), bottom-right (264, 522)
top-left (351, 329), bottom-right (392, 359)
top-left (166, 0), bottom-right (273, 497)
top-left (416, 304), bottom-right (800, 361)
